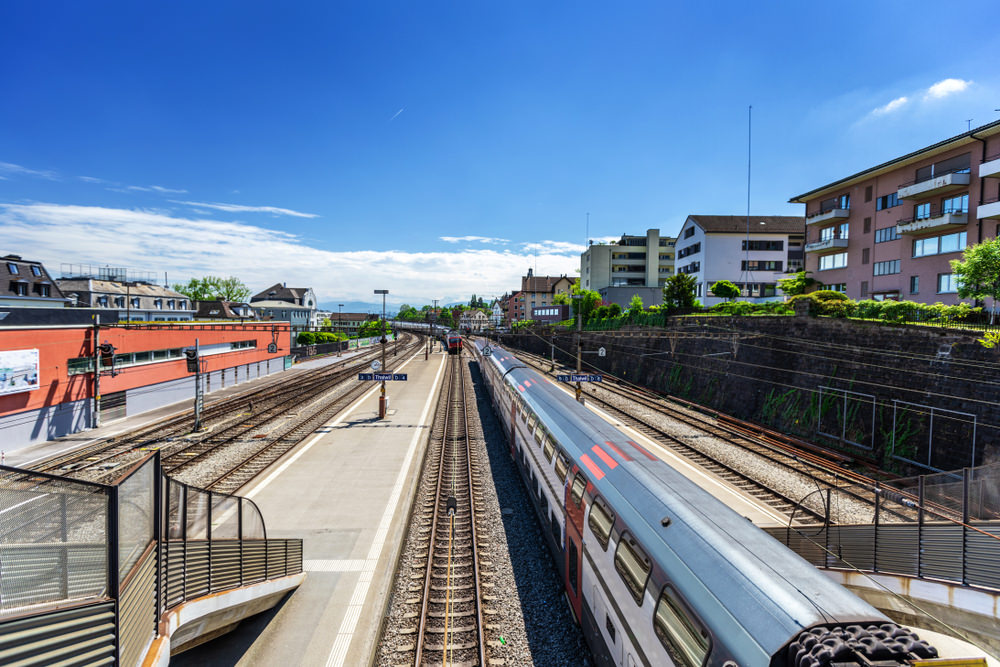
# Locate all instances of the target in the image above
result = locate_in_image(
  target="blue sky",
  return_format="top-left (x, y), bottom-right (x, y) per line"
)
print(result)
top-left (2, 1), bottom-right (999, 308)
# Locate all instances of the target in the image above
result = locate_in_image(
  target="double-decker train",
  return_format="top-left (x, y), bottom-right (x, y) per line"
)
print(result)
top-left (443, 331), bottom-right (463, 355)
top-left (473, 339), bottom-right (942, 667)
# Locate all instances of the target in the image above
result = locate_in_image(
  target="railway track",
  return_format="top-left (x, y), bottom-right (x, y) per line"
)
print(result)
top-left (390, 353), bottom-right (492, 666)
top-left (30, 335), bottom-right (421, 493)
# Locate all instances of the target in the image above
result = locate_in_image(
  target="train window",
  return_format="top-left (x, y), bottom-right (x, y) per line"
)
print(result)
top-left (614, 533), bottom-right (651, 606)
top-left (568, 540), bottom-right (579, 594)
top-left (543, 435), bottom-right (556, 462)
top-left (570, 473), bottom-right (587, 507)
top-left (554, 452), bottom-right (569, 483)
top-left (588, 497), bottom-right (615, 550)
top-left (520, 403), bottom-right (528, 423)
top-left (533, 423), bottom-right (545, 446)
top-left (550, 513), bottom-right (561, 548)
top-left (527, 412), bottom-right (537, 431)
top-left (653, 586), bottom-right (710, 667)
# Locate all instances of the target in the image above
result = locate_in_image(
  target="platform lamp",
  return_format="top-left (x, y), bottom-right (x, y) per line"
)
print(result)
top-left (375, 289), bottom-right (388, 418)
top-left (338, 304), bottom-right (343, 356)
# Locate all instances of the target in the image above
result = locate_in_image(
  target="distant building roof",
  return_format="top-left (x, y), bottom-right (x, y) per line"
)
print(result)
top-left (249, 300), bottom-right (312, 310)
top-left (521, 269), bottom-right (573, 293)
top-left (194, 300), bottom-right (258, 319)
top-left (686, 215), bottom-right (804, 234)
top-left (2, 254), bottom-right (69, 303)
top-left (56, 278), bottom-right (187, 299)
top-left (251, 283), bottom-right (315, 307)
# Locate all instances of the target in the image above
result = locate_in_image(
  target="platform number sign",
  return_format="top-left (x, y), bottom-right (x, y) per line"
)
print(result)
top-left (267, 343), bottom-right (278, 354)
top-left (483, 346), bottom-right (492, 357)
top-left (371, 360), bottom-right (382, 371)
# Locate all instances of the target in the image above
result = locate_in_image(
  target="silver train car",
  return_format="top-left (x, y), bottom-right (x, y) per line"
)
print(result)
top-left (473, 339), bottom-right (939, 667)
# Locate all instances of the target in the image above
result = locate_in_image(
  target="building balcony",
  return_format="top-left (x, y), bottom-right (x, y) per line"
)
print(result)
top-left (805, 208), bottom-right (849, 226)
top-left (977, 198), bottom-right (1000, 220)
top-left (981, 154), bottom-right (1000, 180)
top-left (897, 171), bottom-right (970, 200)
top-left (805, 237), bottom-right (849, 253)
top-left (896, 211), bottom-right (968, 235)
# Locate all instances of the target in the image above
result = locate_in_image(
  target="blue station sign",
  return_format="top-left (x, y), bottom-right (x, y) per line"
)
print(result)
top-left (556, 374), bottom-right (603, 382)
top-left (359, 373), bottom-right (408, 381)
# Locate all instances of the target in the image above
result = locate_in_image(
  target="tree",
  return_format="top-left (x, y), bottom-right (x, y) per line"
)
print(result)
top-left (569, 281), bottom-right (602, 322)
top-left (438, 309), bottom-right (454, 328)
top-left (952, 238), bottom-right (1000, 323)
top-left (552, 292), bottom-right (570, 305)
top-left (776, 270), bottom-right (818, 297)
top-left (628, 294), bottom-right (644, 313)
top-left (710, 280), bottom-right (740, 301)
top-left (662, 274), bottom-right (697, 310)
top-left (173, 275), bottom-right (250, 302)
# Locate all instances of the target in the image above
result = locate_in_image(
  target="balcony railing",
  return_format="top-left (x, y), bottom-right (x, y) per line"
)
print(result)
top-left (805, 232), bottom-right (850, 253)
top-left (978, 196), bottom-right (1000, 220)
top-left (806, 207), bottom-right (850, 225)
top-left (897, 207), bottom-right (968, 234)
top-left (897, 170), bottom-right (970, 200)
top-left (981, 153), bottom-right (1000, 179)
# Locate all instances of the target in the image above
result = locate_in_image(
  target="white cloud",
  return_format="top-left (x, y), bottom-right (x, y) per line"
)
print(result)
top-left (0, 202), bottom-right (579, 304)
top-left (872, 96), bottom-right (909, 115)
top-left (171, 200), bottom-right (318, 219)
top-left (440, 235), bottom-right (509, 244)
top-left (521, 240), bottom-right (586, 255)
top-left (127, 185), bottom-right (188, 194)
top-left (925, 78), bottom-right (971, 100)
top-left (0, 161), bottom-right (58, 180)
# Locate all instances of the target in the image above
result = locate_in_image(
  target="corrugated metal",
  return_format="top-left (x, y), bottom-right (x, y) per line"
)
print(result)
top-left (266, 540), bottom-right (288, 578)
top-left (184, 540), bottom-right (210, 599)
top-left (118, 548), bottom-right (156, 667)
top-left (210, 541), bottom-right (242, 591)
top-left (874, 524), bottom-right (919, 576)
top-left (828, 525), bottom-right (875, 571)
top-left (242, 541), bottom-right (267, 584)
top-left (920, 524), bottom-right (964, 581)
top-left (966, 524), bottom-right (1000, 589)
top-left (0, 544), bottom-right (107, 611)
top-left (285, 539), bottom-right (303, 574)
top-left (0, 600), bottom-right (115, 666)
top-left (164, 541), bottom-right (186, 609)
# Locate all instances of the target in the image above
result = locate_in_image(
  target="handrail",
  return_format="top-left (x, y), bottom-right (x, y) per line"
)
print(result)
top-left (898, 167), bottom-right (970, 189)
top-left (897, 207), bottom-right (968, 225)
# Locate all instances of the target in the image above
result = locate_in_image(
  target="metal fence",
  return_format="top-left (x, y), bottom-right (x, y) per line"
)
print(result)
top-left (0, 452), bottom-right (302, 667)
top-left (768, 461), bottom-right (1000, 590)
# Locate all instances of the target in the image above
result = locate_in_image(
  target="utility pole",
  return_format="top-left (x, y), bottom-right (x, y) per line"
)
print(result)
top-left (375, 290), bottom-right (388, 418)
top-left (93, 314), bottom-right (101, 428)
top-left (573, 294), bottom-right (583, 403)
top-left (193, 339), bottom-right (203, 431)
top-left (338, 304), bottom-right (343, 357)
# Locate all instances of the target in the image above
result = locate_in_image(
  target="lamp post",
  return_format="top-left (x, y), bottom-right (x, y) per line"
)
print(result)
top-left (375, 289), bottom-right (388, 418)
top-left (338, 303), bottom-right (343, 356)
top-left (572, 293), bottom-right (583, 403)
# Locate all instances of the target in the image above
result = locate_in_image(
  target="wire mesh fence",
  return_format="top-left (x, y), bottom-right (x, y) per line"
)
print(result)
top-left (0, 468), bottom-right (109, 615)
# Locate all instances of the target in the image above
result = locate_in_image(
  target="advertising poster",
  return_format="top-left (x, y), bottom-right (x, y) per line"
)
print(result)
top-left (0, 349), bottom-right (40, 395)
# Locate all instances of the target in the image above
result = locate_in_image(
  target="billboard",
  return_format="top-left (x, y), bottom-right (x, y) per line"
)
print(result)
top-left (0, 349), bottom-right (40, 395)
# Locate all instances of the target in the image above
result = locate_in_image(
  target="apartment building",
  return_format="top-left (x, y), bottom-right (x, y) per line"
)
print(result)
top-left (1, 254), bottom-right (71, 307)
top-left (580, 228), bottom-right (676, 307)
top-left (674, 215), bottom-right (805, 306)
top-left (506, 270), bottom-right (573, 322)
top-left (790, 119), bottom-right (1000, 303)
top-left (57, 265), bottom-right (194, 321)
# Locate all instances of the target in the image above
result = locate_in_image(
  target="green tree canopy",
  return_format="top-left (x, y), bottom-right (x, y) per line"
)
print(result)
top-left (662, 274), bottom-right (698, 310)
top-left (776, 270), bottom-right (818, 297)
top-left (710, 280), bottom-right (740, 301)
top-left (627, 294), bottom-right (644, 313)
top-left (569, 280), bottom-right (602, 322)
top-left (952, 238), bottom-right (1000, 323)
top-left (173, 276), bottom-right (251, 302)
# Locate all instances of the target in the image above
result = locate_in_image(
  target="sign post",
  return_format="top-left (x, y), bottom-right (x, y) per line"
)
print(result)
top-left (375, 289), bottom-right (389, 418)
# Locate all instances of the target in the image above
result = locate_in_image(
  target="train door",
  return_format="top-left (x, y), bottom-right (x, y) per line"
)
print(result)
top-left (592, 585), bottom-right (623, 666)
top-left (564, 468), bottom-right (588, 623)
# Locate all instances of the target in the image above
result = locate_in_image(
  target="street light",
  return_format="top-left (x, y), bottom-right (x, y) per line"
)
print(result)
top-left (338, 303), bottom-right (343, 357)
top-left (375, 289), bottom-right (388, 418)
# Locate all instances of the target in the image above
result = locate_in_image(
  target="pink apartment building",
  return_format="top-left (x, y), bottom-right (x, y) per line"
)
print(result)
top-left (790, 119), bottom-right (1000, 304)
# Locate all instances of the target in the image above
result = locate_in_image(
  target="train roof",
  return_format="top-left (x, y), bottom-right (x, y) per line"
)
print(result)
top-left (477, 340), bottom-right (889, 659)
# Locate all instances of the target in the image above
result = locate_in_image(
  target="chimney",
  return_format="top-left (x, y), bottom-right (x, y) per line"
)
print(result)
top-left (527, 268), bottom-right (533, 278)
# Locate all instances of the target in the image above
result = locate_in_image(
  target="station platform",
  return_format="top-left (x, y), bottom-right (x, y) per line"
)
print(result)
top-left (3, 347), bottom-right (371, 470)
top-left (173, 345), bottom-right (448, 666)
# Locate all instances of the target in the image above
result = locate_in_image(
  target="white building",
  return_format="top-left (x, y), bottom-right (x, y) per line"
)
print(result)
top-left (675, 215), bottom-right (805, 306)
top-left (459, 309), bottom-right (490, 332)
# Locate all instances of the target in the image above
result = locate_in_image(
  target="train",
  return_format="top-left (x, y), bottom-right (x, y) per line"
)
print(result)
top-left (472, 339), bottom-right (943, 667)
top-left (443, 331), bottom-right (463, 355)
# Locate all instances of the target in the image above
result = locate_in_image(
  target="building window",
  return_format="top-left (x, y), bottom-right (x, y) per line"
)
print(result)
top-left (874, 226), bottom-right (901, 243)
top-left (742, 240), bottom-right (784, 251)
top-left (913, 231), bottom-right (967, 258)
top-left (741, 260), bottom-right (783, 272)
top-left (942, 193), bottom-right (969, 214)
top-left (114, 296), bottom-right (125, 308)
top-left (910, 276), bottom-right (919, 294)
top-left (35, 284), bottom-right (51, 297)
top-left (865, 186), bottom-right (873, 202)
top-left (683, 226), bottom-right (695, 239)
top-left (863, 217), bottom-right (872, 234)
top-left (819, 253), bottom-right (847, 271)
top-left (820, 223), bottom-right (848, 241)
top-left (876, 193), bottom-right (900, 211)
top-left (873, 260), bottom-right (901, 276)
top-left (30, 265), bottom-right (42, 276)
top-left (677, 243), bottom-right (701, 259)
top-left (167, 300), bottom-right (175, 309)
top-left (131, 297), bottom-right (140, 308)
top-left (938, 273), bottom-right (959, 293)
top-left (11, 281), bottom-right (27, 296)
top-left (822, 283), bottom-right (846, 293)
top-left (98, 296), bottom-right (109, 307)
top-left (915, 202), bottom-right (931, 220)
top-left (862, 248), bottom-right (870, 265)
top-left (7, 263), bottom-right (18, 274)
top-left (860, 281), bottom-right (869, 297)
top-left (154, 299), bottom-right (162, 309)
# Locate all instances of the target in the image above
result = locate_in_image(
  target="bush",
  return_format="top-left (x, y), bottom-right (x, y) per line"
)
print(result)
top-left (296, 331), bottom-right (316, 345)
top-left (810, 289), bottom-right (850, 302)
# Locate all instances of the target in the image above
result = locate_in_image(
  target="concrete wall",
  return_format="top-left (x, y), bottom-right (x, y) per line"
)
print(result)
top-left (502, 316), bottom-right (1000, 474)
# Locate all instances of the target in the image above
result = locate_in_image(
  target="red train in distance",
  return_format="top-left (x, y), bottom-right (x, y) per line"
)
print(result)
top-left (443, 331), bottom-right (463, 354)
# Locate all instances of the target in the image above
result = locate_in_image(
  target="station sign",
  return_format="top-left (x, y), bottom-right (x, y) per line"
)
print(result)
top-left (557, 374), bottom-right (603, 382)
top-left (483, 346), bottom-right (493, 357)
top-left (359, 373), bottom-right (408, 381)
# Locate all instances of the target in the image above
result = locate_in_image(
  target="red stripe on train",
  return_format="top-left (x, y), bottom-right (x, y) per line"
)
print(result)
top-left (603, 441), bottom-right (632, 461)
top-left (591, 445), bottom-right (618, 469)
top-left (627, 440), bottom-right (658, 461)
top-left (580, 454), bottom-right (605, 480)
